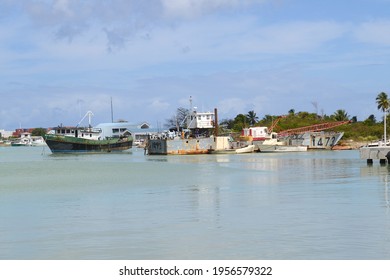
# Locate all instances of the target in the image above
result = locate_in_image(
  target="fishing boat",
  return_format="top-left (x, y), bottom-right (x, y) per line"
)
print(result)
top-left (44, 111), bottom-right (133, 153)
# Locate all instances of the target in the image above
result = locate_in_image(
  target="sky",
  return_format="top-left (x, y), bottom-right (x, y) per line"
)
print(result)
top-left (1, 0), bottom-right (390, 130)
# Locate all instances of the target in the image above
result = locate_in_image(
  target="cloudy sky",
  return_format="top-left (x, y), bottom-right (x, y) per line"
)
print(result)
top-left (1, 0), bottom-right (390, 130)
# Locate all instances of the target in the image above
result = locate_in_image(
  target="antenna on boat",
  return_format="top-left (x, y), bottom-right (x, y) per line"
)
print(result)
top-left (77, 111), bottom-right (94, 127)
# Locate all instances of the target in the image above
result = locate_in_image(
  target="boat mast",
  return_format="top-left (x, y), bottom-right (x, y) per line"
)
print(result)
top-left (111, 97), bottom-right (114, 123)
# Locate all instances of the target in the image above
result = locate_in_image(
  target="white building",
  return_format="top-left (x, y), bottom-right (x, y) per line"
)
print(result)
top-left (96, 122), bottom-right (156, 146)
top-left (0, 129), bottom-right (13, 139)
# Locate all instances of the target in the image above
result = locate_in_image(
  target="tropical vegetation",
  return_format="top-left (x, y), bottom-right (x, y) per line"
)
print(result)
top-left (219, 92), bottom-right (390, 143)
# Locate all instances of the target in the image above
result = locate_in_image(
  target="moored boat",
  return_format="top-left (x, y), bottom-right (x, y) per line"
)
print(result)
top-left (241, 125), bottom-right (344, 152)
top-left (44, 111), bottom-right (133, 153)
top-left (147, 98), bottom-right (216, 155)
top-left (208, 135), bottom-right (256, 154)
top-left (241, 127), bottom-right (308, 152)
top-left (10, 133), bottom-right (46, 147)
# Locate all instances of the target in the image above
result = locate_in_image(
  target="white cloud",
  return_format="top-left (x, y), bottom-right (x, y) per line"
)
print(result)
top-left (237, 21), bottom-right (349, 54)
top-left (355, 19), bottom-right (390, 45)
top-left (161, 0), bottom-right (267, 19)
top-left (53, 0), bottom-right (73, 17)
top-left (218, 98), bottom-right (247, 117)
top-left (149, 98), bottom-right (171, 111)
top-left (2, 0), bottom-right (390, 130)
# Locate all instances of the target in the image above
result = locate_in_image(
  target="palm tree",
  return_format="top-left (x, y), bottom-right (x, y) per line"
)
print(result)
top-left (288, 109), bottom-right (295, 115)
top-left (332, 109), bottom-right (350, 121)
top-left (376, 92), bottom-right (389, 145)
top-left (246, 110), bottom-right (259, 126)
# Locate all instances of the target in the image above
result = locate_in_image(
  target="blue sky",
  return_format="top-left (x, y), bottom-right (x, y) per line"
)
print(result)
top-left (1, 0), bottom-right (390, 130)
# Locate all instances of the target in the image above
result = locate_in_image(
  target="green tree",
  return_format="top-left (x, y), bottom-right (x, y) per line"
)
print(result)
top-left (376, 92), bottom-right (389, 144)
top-left (364, 114), bottom-right (376, 125)
top-left (332, 109), bottom-right (350, 121)
top-left (219, 118), bottom-right (234, 129)
top-left (232, 114), bottom-right (248, 131)
top-left (246, 110), bottom-right (259, 126)
top-left (31, 128), bottom-right (47, 137)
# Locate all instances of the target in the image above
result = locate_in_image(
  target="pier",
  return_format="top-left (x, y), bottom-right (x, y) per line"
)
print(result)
top-left (360, 146), bottom-right (390, 164)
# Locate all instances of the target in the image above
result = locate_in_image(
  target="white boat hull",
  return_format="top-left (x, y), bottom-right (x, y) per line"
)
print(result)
top-left (258, 145), bottom-right (307, 153)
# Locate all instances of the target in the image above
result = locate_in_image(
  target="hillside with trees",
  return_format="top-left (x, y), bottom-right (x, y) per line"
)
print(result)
top-left (219, 92), bottom-right (390, 144)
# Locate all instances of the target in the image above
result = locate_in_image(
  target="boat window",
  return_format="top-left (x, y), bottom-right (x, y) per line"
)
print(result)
top-left (120, 128), bottom-right (127, 132)
top-left (66, 129), bottom-right (71, 134)
top-left (112, 128), bottom-right (119, 133)
top-left (90, 134), bottom-right (92, 137)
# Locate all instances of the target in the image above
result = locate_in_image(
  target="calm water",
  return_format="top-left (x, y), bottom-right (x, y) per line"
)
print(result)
top-left (1, 146), bottom-right (390, 260)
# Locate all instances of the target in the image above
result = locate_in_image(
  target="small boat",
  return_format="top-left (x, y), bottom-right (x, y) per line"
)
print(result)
top-left (258, 144), bottom-right (307, 152)
top-left (257, 136), bottom-right (307, 152)
top-left (209, 144), bottom-right (256, 154)
top-left (11, 133), bottom-right (38, 146)
top-left (208, 136), bottom-right (256, 154)
top-left (31, 136), bottom-right (46, 146)
top-left (44, 111), bottom-right (133, 153)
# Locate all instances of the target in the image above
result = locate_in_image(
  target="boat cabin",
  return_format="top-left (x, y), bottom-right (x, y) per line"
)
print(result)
top-left (242, 127), bottom-right (277, 141)
top-left (49, 126), bottom-right (102, 140)
top-left (186, 109), bottom-right (215, 129)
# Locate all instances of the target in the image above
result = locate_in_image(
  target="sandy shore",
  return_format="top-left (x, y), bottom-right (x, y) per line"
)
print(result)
top-left (332, 140), bottom-right (367, 150)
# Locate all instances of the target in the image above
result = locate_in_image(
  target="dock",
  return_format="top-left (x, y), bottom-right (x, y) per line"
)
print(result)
top-left (360, 146), bottom-right (390, 164)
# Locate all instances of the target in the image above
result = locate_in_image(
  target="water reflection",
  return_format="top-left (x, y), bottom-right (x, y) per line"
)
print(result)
top-left (3, 148), bottom-right (390, 259)
top-left (361, 164), bottom-right (390, 209)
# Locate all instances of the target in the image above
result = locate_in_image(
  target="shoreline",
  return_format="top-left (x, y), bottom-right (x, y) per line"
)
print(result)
top-left (332, 140), bottom-right (367, 150)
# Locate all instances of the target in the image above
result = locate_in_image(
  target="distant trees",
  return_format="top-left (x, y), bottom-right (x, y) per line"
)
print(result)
top-left (219, 118), bottom-right (234, 129)
top-left (364, 114), bottom-right (376, 125)
top-left (288, 109), bottom-right (295, 115)
top-left (232, 114), bottom-right (248, 131)
top-left (31, 128), bottom-right (47, 137)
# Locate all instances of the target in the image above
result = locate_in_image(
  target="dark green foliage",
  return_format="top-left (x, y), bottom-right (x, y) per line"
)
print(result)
top-left (31, 128), bottom-right (47, 137)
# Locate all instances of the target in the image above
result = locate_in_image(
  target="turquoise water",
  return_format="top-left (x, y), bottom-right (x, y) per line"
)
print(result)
top-left (1, 146), bottom-right (390, 259)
